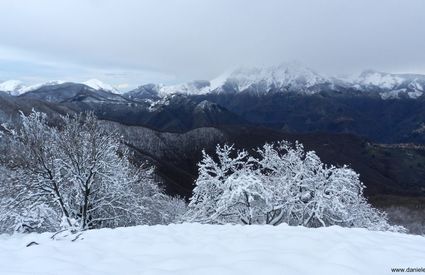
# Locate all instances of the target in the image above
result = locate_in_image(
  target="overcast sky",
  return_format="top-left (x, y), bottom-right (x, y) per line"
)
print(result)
top-left (0, 0), bottom-right (425, 90)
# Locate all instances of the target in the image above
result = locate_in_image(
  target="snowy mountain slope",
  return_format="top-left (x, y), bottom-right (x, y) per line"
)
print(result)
top-left (352, 70), bottom-right (425, 99)
top-left (127, 63), bottom-right (331, 99)
top-left (21, 80), bottom-right (66, 94)
top-left (3, 66), bottom-right (424, 100)
top-left (125, 81), bottom-right (213, 102)
top-left (0, 224), bottom-right (423, 275)
top-left (0, 79), bottom-right (118, 96)
top-left (218, 62), bottom-right (329, 94)
top-left (159, 80), bottom-right (211, 96)
top-left (0, 80), bottom-right (66, 95)
top-left (0, 80), bottom-right (25, 96)
top-left (83, 79), bottom-right (118, 93)
top-left (19, 82), bottom-right (129, 104)
top-left (355, 70), bottom-right (405, 89)
top-left (125, 65), bottom-right (425, 100)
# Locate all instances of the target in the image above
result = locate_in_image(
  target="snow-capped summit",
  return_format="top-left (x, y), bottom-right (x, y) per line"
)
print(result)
top-left (21, 80), bottom-right (66, 94)
top-left (355, 70), bottom-right (405, 90)
top-left (0, 80), bottom-right (65, 95)
top-left (344, 70), bottom-right (425, 99)
top-left (144, 64), bottom-right (425, 99)
top-left (0, 80), bottom-right (25, 95)
top-left (83, 79), bottom-right (118, 93)
top-left (135, 62), bottom-right (330, 98)
top-left (221, 62), bottom-right (328, 93)
top-left (1, 79), bottom-right (119, 96)
top-left (159, 80), bottom-right (211, 96)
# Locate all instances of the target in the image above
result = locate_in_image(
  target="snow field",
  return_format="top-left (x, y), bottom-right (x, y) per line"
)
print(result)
top-left (0, 223), bottom-right (424, 275)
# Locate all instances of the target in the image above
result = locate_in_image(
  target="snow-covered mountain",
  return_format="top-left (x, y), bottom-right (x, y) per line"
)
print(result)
top-left (0, 80), bottom-right (25, 96)
top-left (125, 64), bottom-right (425, 100)
top-left (127, 63), bottom-right (330, 99)
top-left (351, 70), bottom-right (425, 99)
top-left (0, 79), bottom-right (118, 96)
top-left (3, 65), bottom-right (424, 100)
top-left (24, 81), bottom-right (66, 94)
top-left (216, 63), bottom-right (329, 94)
top-left (0, 80), bottom-right (66, 96)
top-left (83, 79), bottom-right (118, 93)
top-left (125, 81), bottom-right (212, 101)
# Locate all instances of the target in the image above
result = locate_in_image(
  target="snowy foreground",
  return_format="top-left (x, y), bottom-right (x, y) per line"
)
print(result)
top-left (0, 224), bottom-right (424, 275)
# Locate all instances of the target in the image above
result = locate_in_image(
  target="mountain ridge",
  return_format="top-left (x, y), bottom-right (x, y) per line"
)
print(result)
top-left (2, 64), bottom-right (425, 99)
top-left (122, 66), bottom-right (425, 101)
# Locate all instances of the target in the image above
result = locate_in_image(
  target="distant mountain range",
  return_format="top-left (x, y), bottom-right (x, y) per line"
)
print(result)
top-left (1, 63), bottom-right (424, 144)
top-left (0, 78), bottom-right (118, 96)
top-left (123, 63), bottom-right (425, 100)
top-left (2, 63), bottom-right (425, 99)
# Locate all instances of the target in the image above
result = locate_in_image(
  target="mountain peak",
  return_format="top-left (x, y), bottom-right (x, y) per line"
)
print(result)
top-left (0, 80), bottom-right (24, 95)
top-left (1, 79), bottom-right (119, 96)
top-left (0, 80), bottom-right (66, 95)
top-left (356, 70), bottom-right (405, 90)
top-left (217, 63), bottom-right (328, 94)
top-left (83, 79), bottom-right (118, 93)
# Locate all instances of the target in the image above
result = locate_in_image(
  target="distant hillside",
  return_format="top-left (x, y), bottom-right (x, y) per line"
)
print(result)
top-left (105, 122), bottom-right (425, 199)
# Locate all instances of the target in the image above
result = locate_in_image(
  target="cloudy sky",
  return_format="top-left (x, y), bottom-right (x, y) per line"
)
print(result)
top-left (0, 0), bottom-right (424, 90)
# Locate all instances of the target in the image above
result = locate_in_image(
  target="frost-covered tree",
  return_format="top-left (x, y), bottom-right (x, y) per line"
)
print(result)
top-left (218, 172), bottom-right (271, 225)
top-left (53, 113), bottom-right (151, 229)
top-left (256, 141), bottom-right (363, 227)
top-left (0, 110), bottom-right (185, 233)
top-left (0, 164), bottom-right (61, 233)
top-left (185, 144), bottom-right (258, 224)
top-left (0, 112), bottom-right (65, 232)
top-left (186, 141), bottom-right (405, 232)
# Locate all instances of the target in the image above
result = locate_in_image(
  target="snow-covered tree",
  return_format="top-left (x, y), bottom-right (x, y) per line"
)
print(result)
top-left (0, 112), bottom-right (65, 232)
top-left (185, 144), bottom-right (255, 224)
top-left (186, 141), bottom-right (406, 232)
top-left (218, 172), bottom-right (271, 224)
top-left (0, 110), bottom-right (185, 233)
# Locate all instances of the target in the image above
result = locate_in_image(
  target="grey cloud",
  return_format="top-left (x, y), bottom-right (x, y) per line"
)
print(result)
top-left (0, 0), bottom-right (424, 85)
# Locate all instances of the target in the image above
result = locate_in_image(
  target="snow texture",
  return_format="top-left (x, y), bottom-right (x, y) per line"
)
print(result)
top-left (0, 223), bottom-right (423, 275)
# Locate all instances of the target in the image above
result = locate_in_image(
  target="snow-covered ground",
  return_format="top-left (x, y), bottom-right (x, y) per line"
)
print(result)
top-left (0, 224), bottom-right (424, 275)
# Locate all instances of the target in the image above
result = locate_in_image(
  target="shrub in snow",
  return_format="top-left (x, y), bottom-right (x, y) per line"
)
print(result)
top-left (0, 110), bottom-right (185, 233)
top-left (185, 141), bottom-right (406, 232)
